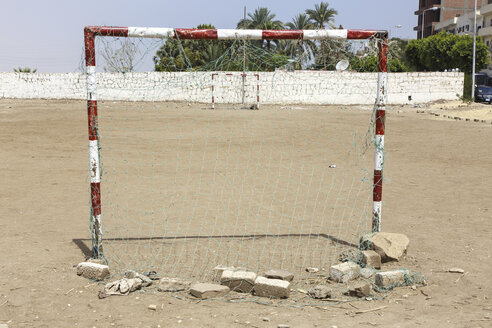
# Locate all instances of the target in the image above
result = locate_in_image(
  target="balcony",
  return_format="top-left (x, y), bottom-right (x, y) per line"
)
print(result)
top-left (480, 3), bottom-right (492, 16)
top-left (478, 25), bottom-right (492, 37)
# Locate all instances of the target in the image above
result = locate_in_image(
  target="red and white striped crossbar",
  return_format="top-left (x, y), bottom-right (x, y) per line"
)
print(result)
top-left (84, 26), bottom-right (387, 257)
top-left (84, 26), bottom-right (384, 41)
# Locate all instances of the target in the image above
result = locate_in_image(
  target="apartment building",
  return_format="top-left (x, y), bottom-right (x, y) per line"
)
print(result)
top-left (415, 0), bottom-right (486, 39)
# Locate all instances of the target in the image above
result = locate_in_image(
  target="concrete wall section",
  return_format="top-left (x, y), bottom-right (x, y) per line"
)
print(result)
top-left (0, 71), bottom-right (464, 105)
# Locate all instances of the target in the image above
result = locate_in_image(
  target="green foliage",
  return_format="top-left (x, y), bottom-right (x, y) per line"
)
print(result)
top-left (14, 67), bottom-right (37, 73)
top-left (349, 55), bottom-right (408, 73)
top-left (305, 2), bottom-right (338, 70)
top-left (405, 32), bottom-right (489, 73)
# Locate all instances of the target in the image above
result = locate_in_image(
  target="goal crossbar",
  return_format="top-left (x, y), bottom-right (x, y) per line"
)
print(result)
top-left (83, 26), bottom-right (388, 258)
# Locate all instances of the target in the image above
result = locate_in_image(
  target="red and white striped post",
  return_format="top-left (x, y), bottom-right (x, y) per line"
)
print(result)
top-left (372, 33), bottom-right (389, 233)
top-left (84, 26), bottom-right (387, 256)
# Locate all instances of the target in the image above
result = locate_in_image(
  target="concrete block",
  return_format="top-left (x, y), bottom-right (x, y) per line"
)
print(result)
top-left (329, 262), bottom-right (360, 283)
top-left (158, 277), bottom-right (191, 292)
top-left (212, 265), bottom-right (238, 282)
top-left (253, 276), bottom-right (290, 298)
top-left (362, 250), bottom-right (381, 269)
top-left (346, 282), bottom-right (372, 298)
top-left (375, 269), bottom-right (409, 289)
top-left (220, 270), bottom-right (256, 293)
top-left (76, 262), bottom-right (109, 281)
top-left (264, 269), bottom-right (294, 282)
top-left (360, 267), bottom-right (377, 279)
top-left (190, 283), bottom-right (229, 299)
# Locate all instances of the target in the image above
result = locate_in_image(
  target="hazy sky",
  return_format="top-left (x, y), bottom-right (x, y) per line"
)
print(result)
top-left (0, 0), bottom-right (418, 72)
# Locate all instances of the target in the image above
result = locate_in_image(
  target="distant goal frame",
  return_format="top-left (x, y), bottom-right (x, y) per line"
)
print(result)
top-left (83, 26), bottom-right (388, 258)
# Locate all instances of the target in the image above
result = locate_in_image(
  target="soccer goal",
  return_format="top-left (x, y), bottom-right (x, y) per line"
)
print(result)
top-left (83, 26), bottom-right (388, 286)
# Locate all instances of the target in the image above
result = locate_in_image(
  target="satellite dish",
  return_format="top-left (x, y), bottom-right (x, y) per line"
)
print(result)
top-left (336, 59), bottom-right (350, 71)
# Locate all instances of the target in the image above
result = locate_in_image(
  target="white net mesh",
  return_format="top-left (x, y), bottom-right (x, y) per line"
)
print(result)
top-left (85, 32), bottom-right (387, 301)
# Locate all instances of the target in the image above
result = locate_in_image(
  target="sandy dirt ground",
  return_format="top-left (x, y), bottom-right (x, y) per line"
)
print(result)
top-left (0, 99), bottom-right (491, 328)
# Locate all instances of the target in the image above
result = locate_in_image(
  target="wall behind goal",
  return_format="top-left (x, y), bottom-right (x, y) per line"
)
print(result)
top-left (0, 71), bottom-right (463, 105)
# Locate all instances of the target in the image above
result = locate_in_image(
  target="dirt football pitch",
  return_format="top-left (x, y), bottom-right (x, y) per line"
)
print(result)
top-left (0, 99), bottom-right (491, 327)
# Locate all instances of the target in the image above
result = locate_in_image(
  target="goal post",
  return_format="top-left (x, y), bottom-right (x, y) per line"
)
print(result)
top-left (211, 72), bottom-right (260, 109)
top-left (83, 26), bottom-right (388, 260)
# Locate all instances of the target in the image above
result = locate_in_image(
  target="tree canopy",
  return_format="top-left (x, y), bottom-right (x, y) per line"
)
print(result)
top-left (405, 32), bottom-right (489, 73)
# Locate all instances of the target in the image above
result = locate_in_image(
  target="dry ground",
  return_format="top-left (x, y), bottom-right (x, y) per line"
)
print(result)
top-left (0, 99), bottom-right (491, 327)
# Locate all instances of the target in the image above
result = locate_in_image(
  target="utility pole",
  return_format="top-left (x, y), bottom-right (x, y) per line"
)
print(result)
top-left (472, 0), bottom-right (477, 99)
top-left (242, 6), bottom-right (246, 105)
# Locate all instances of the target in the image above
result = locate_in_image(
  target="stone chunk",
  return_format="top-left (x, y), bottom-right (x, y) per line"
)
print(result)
top-left (375, 269), bottom-right (409, 289)
top-left (362, 250), bottom-right (381, 269)
top-left (220, 270), bottom-right (256, 293)
top-left (329, 262), bottom-right (360, 283)
top-left (264, 269), bottom-right (294, 282)
top-left (360, 268), bottom-right (376, 279)
top-left (158, 277), bottom-right (191, 292)
top-left (307, 285), bottom-right (332, 299)
top-left (345, 282), bottom-right (372, 298)
top-left (190, 283), bottom-right (229, 299)
top-left (212, 265), bottom-right (238, 282)
top-left (76, 262), bottom-right (109, 281)
top-left (361, 232), bottom-right (409, 262)
top-left (253, 276), bottom-right (290, 298)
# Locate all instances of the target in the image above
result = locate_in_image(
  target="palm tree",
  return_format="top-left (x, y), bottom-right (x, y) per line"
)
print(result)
top-left (285, 14), bottom-right (316, 69)
top-left (14, 67), bottom-right (37, 73)
top-left (306, 2), bottom-right (338, 69)
top-left (237, 7), bottom-right (284, 50)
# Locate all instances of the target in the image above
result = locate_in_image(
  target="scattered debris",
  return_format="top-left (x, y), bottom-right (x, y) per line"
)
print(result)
top-left (158, 277), bottom-right (191, 292)
top-left (329, 262), bottom-right (360, 283)
top-left (99, 275), bottom-right (151, 299)
top-left (306, 267), bottom-right (320, 273)
top-left (220, 270), bottom-right (256, 293)
top-left (190, 283), bottom-right (230, 299)
top-left (278, 324), bottom-right (290, 328)
top-left (354, 305), bottom-right (388, 315)
top-left (329, 165), bottom-right (337, 168)
top-left (148, 304), bottom-right (157, 311)
top-left (449, 268), bottom-right (465, 274)
top-left (308, 285), bottom-right (332, 299)
top-left (262, 317), bottom-right (270, 322)
top-left (264, 269), bottom-right (294, 282)
top-left (361, 232), bottom-right (409, 262)
top-left (362, 250), bottom-right (381, 269)
top-left (253, 276), bottom-right (290, 298)
top-left (76, 262), bottom-right (110, 281)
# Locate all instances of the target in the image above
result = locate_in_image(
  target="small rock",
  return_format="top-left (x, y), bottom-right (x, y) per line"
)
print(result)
top-left (411, 285), bottom-right (417, 290)
top-left (220, 270), bottom-right (256, 293)
top-left (329, 262), bottom-right (360, 283)
top-left (262, 317), bottom-right (270, 322)
top-left (253, 276), bottom-right (290, 298)
top-left (158, 277), bottom-right (191, 292)
top-left (307, 285), bottom-right (331, 299)
top-left (362, 250), bottom-right (381, 269)
top-left (264, 269), bottom-right (294, 282)
top-left (360, 268), bottom-right (376, 279)
top-left (306, 267), bottom-right (319, 273)
top-left (449, 268), bottom-right (465, 274)
top-left (346, 282), bottom-right (372, 298)
top-left (190, 283), bottom-right (229, 299)
top-left (375, 269), bottom-right (409, 289)
top-left (278, 325), bottom-right (290, 328)
top-left (86, 258), bottom-right (105, 265)
top-left (148, 304), bottom-right (157, 311)
top-left (76, 262), bottom-right (110, 281)
top-left (361, 232), bottom-right (409, 262)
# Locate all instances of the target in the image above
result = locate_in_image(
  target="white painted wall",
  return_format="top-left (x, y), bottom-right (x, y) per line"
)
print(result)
top-left (0, 71), bottom-right (463, 105)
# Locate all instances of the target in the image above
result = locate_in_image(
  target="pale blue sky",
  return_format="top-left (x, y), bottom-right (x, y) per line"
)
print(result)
top-left (0, 0), bottom-right (418, 72)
